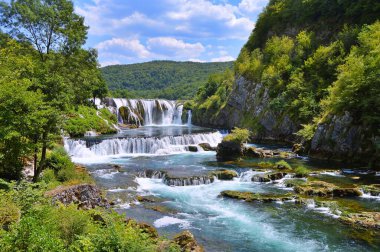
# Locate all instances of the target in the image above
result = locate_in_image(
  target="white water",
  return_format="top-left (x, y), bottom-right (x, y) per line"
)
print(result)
top-left (64, 132), bottom-right (223, 161)
top-left (135, 177), bottom-right (327, 251)
top-left (111, 98), bottom-right (185, 126)
top-left (187, 110), bottom-right (192, 126)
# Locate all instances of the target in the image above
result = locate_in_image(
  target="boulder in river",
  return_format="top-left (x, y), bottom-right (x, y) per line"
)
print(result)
top-left (173, 230), bottom-right (204, 252)
top-left (216, 141), bottom-right (244, 161)
top-left (211, 169), bottom-right (238, 180)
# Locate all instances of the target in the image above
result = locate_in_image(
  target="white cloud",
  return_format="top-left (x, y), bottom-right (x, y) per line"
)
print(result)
top-left (112, 12), bottom-right (164, 28)
top-left (96, 38), bottom-right (151, 58)
top-left (147, 37), bottom-right (205, 57)
top-left (238, 0), bottom-right (269, 13)
top-left (211, 55), bottom-right (235, 62)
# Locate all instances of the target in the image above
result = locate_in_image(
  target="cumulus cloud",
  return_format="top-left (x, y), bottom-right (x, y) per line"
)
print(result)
top-left (147, 37), bottom-right (205, 57)
top-left (96, 38), bottom-right (150, 58)
top-left (238, 0), bottom-right (269, 13)
top-left (73, 0), bottom-right (266, 65)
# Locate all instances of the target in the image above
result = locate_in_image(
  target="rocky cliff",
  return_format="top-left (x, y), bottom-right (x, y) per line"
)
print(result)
top-left (193, 76), bottom-right (298, 143)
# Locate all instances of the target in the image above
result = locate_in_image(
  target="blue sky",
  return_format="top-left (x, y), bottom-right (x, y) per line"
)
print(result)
top-left (73, 0), bottom-right (269, 66)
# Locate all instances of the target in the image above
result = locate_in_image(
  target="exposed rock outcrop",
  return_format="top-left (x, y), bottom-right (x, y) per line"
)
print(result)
top-left (46, 184), bottom-right (110, 210)
top-left (309, 112), bottom-right (379, 166)
top-left (340, 212), bottom-right (380, 230)
top-left (173, 230), bottom-right (204, 252)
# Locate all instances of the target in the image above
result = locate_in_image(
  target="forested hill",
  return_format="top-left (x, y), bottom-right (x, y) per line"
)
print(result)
top-left (101, 60), bottom-right (233, 100)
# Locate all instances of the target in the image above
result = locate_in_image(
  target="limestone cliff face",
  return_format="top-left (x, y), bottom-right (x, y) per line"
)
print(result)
top-left (309, 112), bottom-right (379, 166)
top-left (193, 76), bottom-right (298, 142)
top-left (193, 77), bottom-right (378, 166)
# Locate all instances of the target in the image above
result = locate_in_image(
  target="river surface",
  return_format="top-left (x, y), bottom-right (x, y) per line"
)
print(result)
top-left (65, 125), bottom-right (380, 252)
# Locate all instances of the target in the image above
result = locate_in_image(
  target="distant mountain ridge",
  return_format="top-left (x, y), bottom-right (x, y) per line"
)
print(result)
top-left (101, 60), bottom-right (233, 100)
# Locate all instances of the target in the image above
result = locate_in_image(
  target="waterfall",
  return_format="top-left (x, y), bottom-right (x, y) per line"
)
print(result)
top-left (187, 110), bottom-right (192, 126)
top-left (64, 131), bottom-right (223, 158)
top-left (110, 98), bottom-right (185, 126)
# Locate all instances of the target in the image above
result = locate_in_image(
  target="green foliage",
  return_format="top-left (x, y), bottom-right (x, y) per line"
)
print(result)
top-left (223, 128), bottom-right (250, 144)
top-left (192, 69), bottom-right (234, 122)
top-left (102, 61), bottom-right (233, 100)
top-left (296, 123), bottom-right (317, 141)
top-left (244, 0), bottom-right (380, 51)
top-left (64, 105), bottom-right (117, 137)
top-left (294, 166), bottom-right (310, 177)
top-left (321, 21), bottom-right (380, 128)
top-left (275, 160), bottom-right (292, 170)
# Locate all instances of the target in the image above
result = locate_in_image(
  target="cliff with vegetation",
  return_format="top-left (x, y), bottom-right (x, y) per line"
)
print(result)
top-left (191, 0), bottom-right (380, 166)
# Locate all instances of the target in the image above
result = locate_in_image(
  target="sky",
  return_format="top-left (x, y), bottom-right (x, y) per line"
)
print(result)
top-left (73, 0), bottom-right (269, 66)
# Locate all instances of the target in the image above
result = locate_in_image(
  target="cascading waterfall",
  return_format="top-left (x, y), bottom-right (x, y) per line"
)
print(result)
top-left (64, 131), bottom-right (223, 158)
top-left (187, 110), bottom-right (192, 126)
top-left (110, 98), bottom-right (185, 126)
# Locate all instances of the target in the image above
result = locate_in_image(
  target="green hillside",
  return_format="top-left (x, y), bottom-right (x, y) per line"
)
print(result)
top-left (101, 60), bottom-right (233, 100)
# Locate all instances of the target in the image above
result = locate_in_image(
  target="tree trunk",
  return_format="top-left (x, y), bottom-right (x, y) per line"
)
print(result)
top-left (33, 131), bottom-right (48, 182)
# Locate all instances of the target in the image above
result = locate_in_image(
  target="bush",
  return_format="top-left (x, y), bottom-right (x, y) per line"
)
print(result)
top-left (223, 128), bottom-right (250, 144)
top-left (275, 160), bottom-right (292, 170)
top-left (46, 147), bottom-right (74, 173)
top-left (294, 166), bottom-right (310, 177)
top-left (0, 195), bottom-right (21, 230)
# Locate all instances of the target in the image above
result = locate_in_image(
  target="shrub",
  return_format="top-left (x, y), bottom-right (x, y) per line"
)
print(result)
top-left (275, 160), bottom-right (292, 170)
top-left (0, 195), bottom-right (21, 230)
top-left (294, 166), bottom-right (310, 177)
top-left (223, 128), bottom-right (250, 144)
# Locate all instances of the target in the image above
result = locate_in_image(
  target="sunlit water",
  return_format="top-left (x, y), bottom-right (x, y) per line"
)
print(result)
top-left (66, 126), bottom-right (380, 252)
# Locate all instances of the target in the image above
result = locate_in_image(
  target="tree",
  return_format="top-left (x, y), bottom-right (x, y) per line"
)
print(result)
top-left (0, 40), bottom-right (45, 180)
top-left (0, 0), bottom-right (106, 181)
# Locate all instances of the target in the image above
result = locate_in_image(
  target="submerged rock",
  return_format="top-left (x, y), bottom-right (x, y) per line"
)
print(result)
top-left (46, 184), bottom-right (110, 210)
top-left (220, 190), bottom-right (296, 202)
top-left (136, 195), bottom-right (163, 203)
top-left (173, 230), bottom-right (204, 252)
top-left (294, 181), bottom-right (362, 198)
top-left (211, 169), bottom-right (238, 180)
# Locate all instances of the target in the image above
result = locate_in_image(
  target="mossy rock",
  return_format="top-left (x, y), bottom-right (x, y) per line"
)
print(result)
top-left (251, 172), bottom-right (286, 182)
top-left (136, 195), bottom-right (163, 203)
top-left (283, 179), bottom-right (307, 188)
top-left (220, 190), bottom-right (296, 202)
top-left (173, 230), bottom-right (204, 252)
top-left (361, 184), bottom-right (380, 196)
top-left (125, 219), bottom-right (158, 239)
top-left (0, 200), bottom-right (21, 231)
top-left (294, 181), bottom-right (362, 198)
top-left (211, 169), bottom-right (238, 180)
top-left (340, 212), bottom-right (380, 230)
top-left (199, 143), bottom-right (216, 151)
top-left (145, 204), bottom-right (177, 214)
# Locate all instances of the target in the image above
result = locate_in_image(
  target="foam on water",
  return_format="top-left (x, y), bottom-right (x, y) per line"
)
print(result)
top-left (64, 132), bottom-right (222, 163)
top-left (153, 216), bottom-right (191, 229)
top-left (135, 177), bottom-right (328, 252)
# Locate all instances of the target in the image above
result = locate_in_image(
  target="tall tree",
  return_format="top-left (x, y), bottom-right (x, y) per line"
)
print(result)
top-left (0, 0), bottom-right (107, 181)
